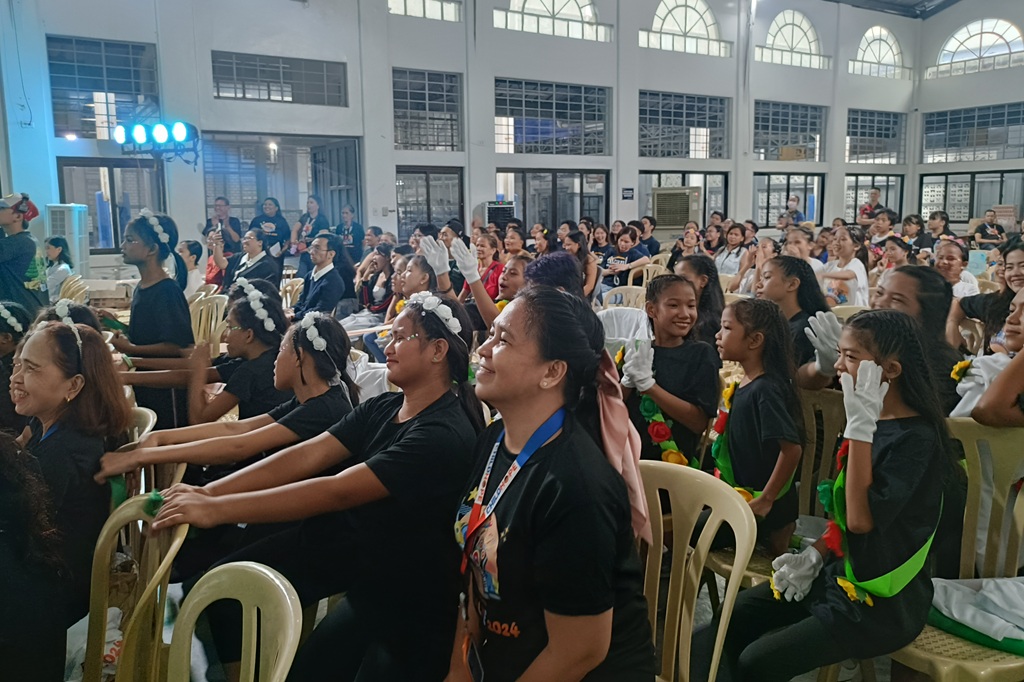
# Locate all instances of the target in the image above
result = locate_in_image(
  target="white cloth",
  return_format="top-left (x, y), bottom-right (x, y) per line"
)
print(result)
top-left (954, 270), bottom-right (981, 298)
top-left (951, 354), bottom-right (1013, 418)
top-left (46, 262), bottom-right (72, 303)
top-left (183, 268), bottom-right (204, 298)
top-left (239, 251), bottom-right (266, 270)
top-left (311, 262), bottom-right (335, 282)
top-left (823, 258), bottom-right (869, 306)
top-left (714, 246), bottom-right (746, 276)
top-left (347, 354), bottom-right (393, 400)
top-left (932, 578), bottom-right (1024, 642)
top-left (806, 257), bottom-right (824, 274)
top-left (597, 307), bottom-right (652, 357)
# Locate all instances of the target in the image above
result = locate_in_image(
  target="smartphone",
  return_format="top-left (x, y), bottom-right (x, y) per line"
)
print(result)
top-left (467, 641), bottom-right (485, 682)
top-left (102, 317), bottom-right (129, 333)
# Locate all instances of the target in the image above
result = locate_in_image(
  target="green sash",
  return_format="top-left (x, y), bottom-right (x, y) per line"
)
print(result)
top-left (711, 412), bottom-right (793, 500)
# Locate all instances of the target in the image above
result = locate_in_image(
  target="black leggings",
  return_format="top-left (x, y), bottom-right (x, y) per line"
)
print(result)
top-left (691, 583), bottom-right (850, 682)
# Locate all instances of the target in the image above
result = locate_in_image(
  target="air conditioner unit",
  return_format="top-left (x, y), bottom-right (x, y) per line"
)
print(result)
top-left (486, 201), bottom-right (517, 229)
top-left (45, 204), bottom-right (91, 278)
top-left (652, 187), bottom-right (701, 231)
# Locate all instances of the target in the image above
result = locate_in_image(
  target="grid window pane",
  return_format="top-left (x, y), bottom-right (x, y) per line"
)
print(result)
top-left (923, 102), bottom-right (1024, 163)
top-left (843, 175), bottom-right (904, 223)
top-left (753, 101), bottom-right (827, 161)
top-left (390, 0), bottom-right (462, 21)
top-left (47, 36), bottom-right (159, 139)
top-left (392, 68), bottom-right (464, 152)
top-left (846, 109), bottom-right (906, 164)
top-left (211, 51), bottom-right (347, 107)
top-left (919, 171), bottom-right (1024, 227)
top-left (494, 78), bottom-right (610, 156)
top-left (638, 90), bottom-right (730, 159)
top-left (753, 173), bottom-right (825, 226)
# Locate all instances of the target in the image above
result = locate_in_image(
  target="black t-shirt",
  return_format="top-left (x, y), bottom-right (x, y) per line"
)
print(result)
top-left (458, 419), bottom-right (656, 682)
top-left (807, 417), bottom-right (944, 659)
top-left (325, 391), bottom-right (477, 617)
top-left (789, 311), bottom-right (817, 367)
top-left (267, 384), bottom-right (352, 441)
top-left (204, 217), bottom-right (244, 254)
top-left (248, 213), bottom-right (291, 251)
top-left (640, 236), bottom-right (661, 256)
top-left (224, 349), bottom-right (294, 420)
top-left (726, 375), bottom-right (801, 530)
top-left (976, 223), bottom-right (1005, 247)
top-left (129, 278), bottom-right (195, 429)
top-left (693, 307), bottom-right (723, 350)
top-left (224, 253), bottom-right (280, 288)
top-left (627, 341), bottom-right (719, 464)
top-left (295, 213), bottom-right (333, 247)
top-left (29, 419), bottom-right (108, 625)
top-left (213, 354), bottom-right (243, 383)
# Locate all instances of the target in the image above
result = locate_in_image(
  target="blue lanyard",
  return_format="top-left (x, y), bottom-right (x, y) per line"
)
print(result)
top-left (40, 423), bottom-right (59, 442)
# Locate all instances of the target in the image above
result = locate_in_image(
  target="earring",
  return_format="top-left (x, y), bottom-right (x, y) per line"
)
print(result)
top-left (541, 381), bottom-right (549, 388)
top-left (433, 357), bottom-right (441, 363)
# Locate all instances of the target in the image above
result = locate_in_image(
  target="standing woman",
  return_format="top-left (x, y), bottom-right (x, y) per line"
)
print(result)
top-left (675, 255), bottom-right (725, 348)
top-left (152, 294), bottom-right (483, 681)
top-left (44, 237), bottom-right (73, 304)
top-left (592, 224), bottom-right (613, 258)
top-left (336, 204), bottom-right (365, 265)
top-left (13, 321), bottom-right (132, 625)
top-left (821, 225), bottom-right (870, 306)
top-left (563, 230), bottom-right (599, 298)
top-left (449, 286), bottom-right (655, 682)
top-left (249, 197), bottom-right (291, 262)
top-left (503, 225), bottom-right (529, 263)
top-left (714, 225), bottom-right (747, 277)
top-left (217, 228), bottom-right (281, 288)
top-left (106, 211), bottom-right (194, 429)
top-left (460, 233), bottom-right (504, 302)
top-left (291, 194), bottom-right (332, 278)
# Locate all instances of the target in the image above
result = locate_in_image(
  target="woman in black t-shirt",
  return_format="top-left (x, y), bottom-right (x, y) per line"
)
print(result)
top-left (152, 293), bottom-right (484, 681)
top-left (291, 194), bottom-right (333, 278)
top-left (249, 197), bottom-right (290, 260)
top-left (755, 255), bottom-right (832, 390)
top-left (12, 322), bottom-right (131, 625)
top-left (0, 301), bottom-right (32, 434)
top-left (622, 275), bottom-right (719, 466)
top-left (675, 255), bottom-right (725, 347)
top-left (715, 311), bottom-right (959, 682)
top-left (450, 286), bottom-right (655, 682)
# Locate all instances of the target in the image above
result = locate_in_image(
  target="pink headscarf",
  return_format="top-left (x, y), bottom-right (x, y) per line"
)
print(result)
top-left (596, 349), bottom-right (652, 544)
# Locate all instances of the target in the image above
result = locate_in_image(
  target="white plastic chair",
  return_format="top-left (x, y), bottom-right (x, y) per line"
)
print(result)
top-left (597, 307), bottom-right (651, 357)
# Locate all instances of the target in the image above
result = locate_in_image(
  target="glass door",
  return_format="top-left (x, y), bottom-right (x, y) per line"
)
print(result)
top-left (497, 169), bottom-right (609, 229)
top-left (395, 166), bottom-right (464, 241)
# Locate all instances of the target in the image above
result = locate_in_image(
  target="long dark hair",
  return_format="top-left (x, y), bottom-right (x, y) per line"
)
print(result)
top-left (728, 298), bottom-right (804, 439)
top-left (535, 228), bottom-right (561, 253)
top-left (402, 293), bottom-right (484, 434)
top-left (845, 310), bottom-right (959, 476)
top-left (406, 256), bottom-right (439, 292)
top-left (516, 286), bottom-right (606, 448)
top-left (34, 302), bottom-right (101, 332)
top-left (565, 230), bottom-right (591, 271)
top-left (645, 274), bottom-right (699, 338)
top-left (0, 434), bottom-right (62, 571)
top-left (45, 236), bottom-right (73, 268)
top-left (680, 255), bottom-right (725, 343)
top-left (0, 302), bottom-right (32, 342)
top-left (229, 294), bottom-right (287, 348)
top-left (290, 313), bottom-right (359, 406)
top-left (981, 237), bottom-right (1024, 338)
top-left (127, 213), bottom-right (189, 290)
top-left (770, 256), bottom-right (829, 316)
top-left (835, 225), bottom-right (869, 269)
top-left (887, 266), bottom-right (963, 392)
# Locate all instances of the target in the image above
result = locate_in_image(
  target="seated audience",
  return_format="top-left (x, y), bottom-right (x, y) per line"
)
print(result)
top-left (291, 234), bottom-right (345, 321)
top-left (674, 255), bottom-right (725, 347)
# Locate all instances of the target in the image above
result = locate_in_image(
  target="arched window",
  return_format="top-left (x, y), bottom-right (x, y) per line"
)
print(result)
top-left (848, 26), bottom-right (908, 79)
top-left (755, 10), bottom-right (830, 69)
top-left (497, 0), bottom-right (611, 42)
top-left (938, 18), bottom-right (1024, 64)
top-left (640, 0), bottom-right (731, 57)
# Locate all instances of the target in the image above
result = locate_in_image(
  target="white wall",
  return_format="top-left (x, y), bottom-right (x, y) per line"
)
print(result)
top-left (0, 0), bottom-right (1021, 260)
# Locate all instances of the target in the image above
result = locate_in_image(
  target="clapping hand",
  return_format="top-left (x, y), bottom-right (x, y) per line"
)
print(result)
top-left (419, 236), bottom-right (451, 276)
top-left (804, 311), bottom-right (842, 377)
top-left (840, 360), bottom-right (889, 443)
top-left (450, 239), bottom-right (481, 285)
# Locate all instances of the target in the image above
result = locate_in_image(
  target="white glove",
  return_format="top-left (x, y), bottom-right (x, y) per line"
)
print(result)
top-left (804, 311), bottom-right (842, 377)
top-left (771, 547), bottom-right (823, 602)
top-left (419, 236), bottom-right (450, 276)
top-left (840, 360), bottom-right (889, 443)
top-left (450, 239), bottom-right (480, 286)
top-left (623, 341), bottom-right (655, 393)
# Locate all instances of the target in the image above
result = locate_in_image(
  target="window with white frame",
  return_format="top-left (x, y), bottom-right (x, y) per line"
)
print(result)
top-left (846, 109), bottom-right (906, 164)
top-left (923, 102), bottom-right (1024, 163)
top-left (494, 0), bottom-right (612, 42)
top-left (929, 18), bottom-right (1024, 79)
top-left (755, 10), bottom-right (831, 70)
top-left (388, 0), bottom-right (462, 22)
top-left (849, 26), bottom-right (909, 79)
top-left (639, 0), bottom-right (732, 58)
top-left (638, 91), bottom-right (730, 159)
top-left (393, 69), bottom-right (463, 152)
top-left (494, 78), bottom-right (610, 155)
top-left (753, 101), bottom-right (827, 162)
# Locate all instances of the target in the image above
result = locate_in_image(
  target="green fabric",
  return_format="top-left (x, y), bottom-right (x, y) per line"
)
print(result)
top-left (110, 475), bottom-right (128, 509)
top-left (927, 607), bottom-right (1024, 657)
top-left (711, 413), bottom-right (793, 499)
top-left (143, 490), bottom-right (165, 517)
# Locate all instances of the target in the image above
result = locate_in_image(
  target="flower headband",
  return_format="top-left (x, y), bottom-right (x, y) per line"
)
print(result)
top-left (407, 291), bottom-right (463, 337)
top-left (236, 278), bottom-right (276, 332)
top-left (300, 314), bottom-right (328, 352)
top-left (54, 298), bottom-right (83, 351)
top-left (0, 303), bottom-right (23, 334)
top-left (138, 208), bottom-right (170, 244)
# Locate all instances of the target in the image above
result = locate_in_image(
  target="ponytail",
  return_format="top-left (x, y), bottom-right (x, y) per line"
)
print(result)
top-left (170, 248), bottom-right (188, 291)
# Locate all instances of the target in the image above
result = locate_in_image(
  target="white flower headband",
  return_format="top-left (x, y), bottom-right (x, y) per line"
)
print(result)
top-left (237, 278), bottom-right (276, 332)
top-left (0, 303), bottom-right (23, 334)
top-left (300, 314), bottom-right (328, 352)
top-left (407, 291), bottom-right (463, 336)
top-left (138, 207), bottom-right (170, 244)
top-left (54, 298), bottom-right (83, 351)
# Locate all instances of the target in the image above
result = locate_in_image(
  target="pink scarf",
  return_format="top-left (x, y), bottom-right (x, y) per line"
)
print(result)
top-left (596, 350), bottom-right (652, 544)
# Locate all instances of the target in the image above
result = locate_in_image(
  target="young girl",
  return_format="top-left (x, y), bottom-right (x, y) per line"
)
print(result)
top-left (563, 230), bottom-right (599, 298)
top-left (714, 224), bottom-right (747, 276)
top-left (783, 225), bottom-right (824, 275)
top-left (756, 256), bottom-right (832, 390)
top-left (460, 233), bottom-right (503, 302)
top-left (713, 298), bottom-right (803, 556)
top-left (719, 310), bottom-right (954, 681)
top-left (947, 237), bottom-right (1024, 353)
top-left (599, 227), bottom-right (650, 298)
top-left (176, 239), bottom-right (205, 298)
top-left (881, 234), bottom-right (913, 271)
top-left (667, 223), bottom-right (702, 272)
top-left (821, 225), bottom-right (870, 306)
top-left (623, 276), bottom-right (720, 465)
top-left (107, 210), bottom-right (194, 429)
top-left (44, 236), bottom-right (73, 304)
top-left (935, 239), bottom-right (981, 298)
top-left (902, 214), bottom-right (933, 254)
top-left (217, 228), bottom-right (280, 288)
top-left (591, 223), bottom-right (612, 257)
top-left (13, 321), bottom-right (132, 625)
top-left (675, 255), bottom-right (725, 347)
top-left (812, 227), bottom-right (832, 264)
top-left (448, 286), bottom-right (655, 682)
top-left (730, 238), bottom-right (779, 294)
top-left (151, 293), bottom-right (483, 681)
top-left (704, 224), bottom-right (724, 255)
top-left (0, 301), bottom-right (31, 433)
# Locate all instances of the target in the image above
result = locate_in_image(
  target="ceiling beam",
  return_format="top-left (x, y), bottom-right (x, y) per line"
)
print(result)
top-left (821, 0), bottom-right (962, 19)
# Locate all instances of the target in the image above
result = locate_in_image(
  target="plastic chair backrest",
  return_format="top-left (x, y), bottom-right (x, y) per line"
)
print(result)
top-left (797, 389), bottom-right (846, 517)
top-left (977, 279), bottom-right (1001, 294)
top-left (59, 274), bottom-right (83, 298)
top-left (948, 418), bottom-right (1024, 579)
top-left (602, 286), bottom-right (645, 310)
top-left (640, 461), bottom-right (756, 682)
top-left (186, 290), bottom-right (206, 305)
top-left (167, 562), bottom-right (303, 682)
top-left (628, 264), bottom-right (668, 288)
top-left (723, 292), bottom-right (750, 304)
top-left (64, 282), bottom-right (89, 304)
top-left (192, 294), bottom-right (229, 345)
top-left (197, 283), bottom-right (219, 297)
top-left (280, 278), bottom-right (305, 308)
top-left (959, 318), bottom-right (986, 356)
top-left (83, 496), bottom-right (189, 682)
top-left (831, 305), bottom-right (869, 322)
top-left (651, 253), bottom-right (672, 268)
top-left (718, 274), bottom-right (735, 292)
top-left (127, 406), bottom-right (157, 443)
top-left (597, 307), bottom-right (652, 355)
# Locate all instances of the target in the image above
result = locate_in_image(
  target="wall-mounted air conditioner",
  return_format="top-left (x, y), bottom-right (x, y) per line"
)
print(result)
top-left (652, 187), bottom-right (702, 232)
top-left (45, 204), bottom-right (91, 278)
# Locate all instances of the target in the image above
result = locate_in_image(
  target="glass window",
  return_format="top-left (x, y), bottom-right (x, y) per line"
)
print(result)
top-left (494, 79), bottom-right (610, 156)
top-left (843, 175), bottom-right (904, 223)
top-left (57, 158), bottom-right (164, 252)
top-left (939, 18), bottom-right (1024, 64)
top-left (211, 52), bottom-right (347, 107)
top-left (755, 10), bottom-right (830, 70)
top-left (639, 171), bottom-right (728, 228)
top-left (495, 0), bottom-right (611, 42)
top-left (849, 26), bottom-right (908, 79)
top-left (495, 169), bottom-right (608, 228)
top-left (753, 101), bottom-right (827, 162)
top-left (920, 171), bottom-right (1024, 227)
top-left (846, 109), bottom-right (907, 164)
top-left (639, 0), bottom-right (731, 57)
top-left (396, 167), bottom-right (464, 241)
top-left (389, 0), bottom-right (462, 21)
top-left (392, 69), bottom-right (463, 152)
top-left (923, 102), bottom-right (1024, 163)
top-left (753, 173), bottom-right (824, 227)
top-left (638, 91), bottom-right (730, 159)
top-left (47, 36), bottom-right (158, 139)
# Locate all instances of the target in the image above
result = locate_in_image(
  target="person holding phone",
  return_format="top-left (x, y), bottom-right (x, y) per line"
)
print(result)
top-left (203, 196), bottom-right (243, 254)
